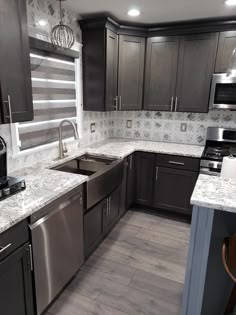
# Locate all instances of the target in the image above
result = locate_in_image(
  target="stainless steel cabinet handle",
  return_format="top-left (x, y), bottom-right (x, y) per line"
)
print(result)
top-left (119, 96), bottom-right (122, 111)
top-left (0, 243), bottom-right (11, 254)
top-left (3, 95), bottom-right (13, 123)
top-left (169, 161), bottom-right (185, 166)
top-left (170, 96), bottom-right (174, 111)
top-left (174, 97), bottom-right (178, 112)
top-left (109, 197), bottom-right (111, 215)
top-left (155, 166), bottom-right (159, 181)
top-left (113, 96), bottom-right (118, 111)
top-left (29, 244), bottom-right (34, 271)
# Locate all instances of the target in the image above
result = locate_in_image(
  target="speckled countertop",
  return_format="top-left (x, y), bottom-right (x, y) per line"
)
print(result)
top-left (0, 138), bottom-right (204, 234)
top-left (191, 174), bottom-right (236, 213)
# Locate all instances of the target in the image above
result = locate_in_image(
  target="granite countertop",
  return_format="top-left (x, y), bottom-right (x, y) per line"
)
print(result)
top-left (0, 138), bottom-right (204, 234)
top-left (191, 174), bottom-right (236, 213)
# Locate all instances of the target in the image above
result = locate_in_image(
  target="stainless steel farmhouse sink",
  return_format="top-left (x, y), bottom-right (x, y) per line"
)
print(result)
top-left (51, 154), bottom-right (124, 209)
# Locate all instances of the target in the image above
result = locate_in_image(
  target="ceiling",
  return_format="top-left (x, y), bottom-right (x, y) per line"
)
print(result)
top-left (64, 0), bottom-right (236, 24)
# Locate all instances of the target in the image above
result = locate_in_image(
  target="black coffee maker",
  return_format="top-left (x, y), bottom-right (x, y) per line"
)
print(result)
top-left (0, 136), bottom-right (8, 188)
top-left (0, 137), bottom-right (26, 199)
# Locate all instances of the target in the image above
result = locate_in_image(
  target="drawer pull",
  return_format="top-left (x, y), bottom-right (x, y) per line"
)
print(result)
top-left (169, 161), bottom-right (185, 166)
top-left (0, 243), bottom-right (11, 254)
top-left (155, 166), bottom-right (159, 181)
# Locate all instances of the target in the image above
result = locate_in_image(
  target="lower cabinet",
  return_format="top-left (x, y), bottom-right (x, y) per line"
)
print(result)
top-left (153, 167), bottom-right (198, 215)
top-left (135, 152), bottom-right (155, 206)
top-left (126, 154), bottom-right (135, 209)
top-left (84, 199), bottom-right (106, 258)
top-left (0, 243), bottom-right (34, 315)
top-left (0, 220), bottom-right (34, 315)
top-left (84, 185), bottom-right (121, 259)
top-left (132, 152), bottom-right (199, 216)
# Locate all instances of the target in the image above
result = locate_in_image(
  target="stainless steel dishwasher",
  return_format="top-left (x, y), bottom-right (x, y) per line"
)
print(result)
top-left (29, 186), bottom-right (84, 315)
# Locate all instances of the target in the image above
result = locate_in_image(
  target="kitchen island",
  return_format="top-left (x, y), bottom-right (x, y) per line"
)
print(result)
top-left (182, 174), bottom-right (236, 315)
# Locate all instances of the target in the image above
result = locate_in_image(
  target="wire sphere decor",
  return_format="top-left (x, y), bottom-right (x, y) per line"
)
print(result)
top-left (50, 22), bottom-right (75, 50)
top-left (50, 0), bottom-right (75, 50)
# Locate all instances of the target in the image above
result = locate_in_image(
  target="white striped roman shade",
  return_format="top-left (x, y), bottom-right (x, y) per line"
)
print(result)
top-left (18, 52), bottom-right (77, 150)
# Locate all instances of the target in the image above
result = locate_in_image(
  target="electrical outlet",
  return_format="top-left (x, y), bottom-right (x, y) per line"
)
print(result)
top-left (90, 123), bottom-right (96, 133)
top-left (180, 123), bottom-right (187, 132)
top-left (126, 120), bottom-right (132, 128)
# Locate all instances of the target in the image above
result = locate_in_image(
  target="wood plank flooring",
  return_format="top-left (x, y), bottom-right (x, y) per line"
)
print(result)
top-left (47, 210), bottom-right (190, 315)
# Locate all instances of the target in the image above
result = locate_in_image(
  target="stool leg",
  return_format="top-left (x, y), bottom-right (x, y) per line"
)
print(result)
top-left (225, 284), bottom-right (236, 315)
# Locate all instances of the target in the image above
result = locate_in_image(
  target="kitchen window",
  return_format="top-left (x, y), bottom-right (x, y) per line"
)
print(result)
top-left (13, 48), bottom-right (82, 153)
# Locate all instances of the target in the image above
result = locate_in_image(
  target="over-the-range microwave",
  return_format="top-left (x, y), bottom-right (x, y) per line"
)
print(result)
top-left (209, 73), bottom-right (236, 110)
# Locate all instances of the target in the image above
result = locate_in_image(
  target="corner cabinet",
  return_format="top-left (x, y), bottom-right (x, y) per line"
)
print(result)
top-left (118, 35), bottom-right (145, 110)
top-left (0, 0), bottom-right (33, 123)
top-left (215, 31), bottom-right (236, 73)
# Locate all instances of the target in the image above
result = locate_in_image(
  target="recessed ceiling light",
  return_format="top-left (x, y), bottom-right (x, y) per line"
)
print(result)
top-left (38, 19), bottom-right (48, 27)
top-left (128, 9), bottom-right (140, 17)
top-left (225, 0), bottom-right (236, 6)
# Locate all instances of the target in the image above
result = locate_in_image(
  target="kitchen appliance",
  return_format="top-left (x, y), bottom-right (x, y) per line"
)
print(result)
top-left (0, 136), bottom-right (25, 199)
top-left (200, 127), bottom-right (236, 175)
top-left (29, 186), bottom-right (84, 315)
top-left (209, 73), bottom-right (236, 110)
top-left (52, 154), bottom-right (124, 210)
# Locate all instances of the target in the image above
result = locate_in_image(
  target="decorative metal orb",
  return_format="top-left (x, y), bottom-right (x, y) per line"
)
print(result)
top-left (50, 23), bottom-right (75, 50)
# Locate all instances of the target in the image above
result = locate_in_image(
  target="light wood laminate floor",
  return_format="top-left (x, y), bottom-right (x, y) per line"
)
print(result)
top-left (47, 210), bottom-right (190, 315)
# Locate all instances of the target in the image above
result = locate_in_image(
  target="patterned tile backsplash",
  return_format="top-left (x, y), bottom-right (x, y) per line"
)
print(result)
top-left (111, 110), bottom-right (236, 145)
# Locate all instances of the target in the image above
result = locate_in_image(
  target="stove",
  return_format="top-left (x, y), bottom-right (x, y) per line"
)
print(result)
top-left (0, 136), bottom-right (26, 200)
top-left (200, 127), bottom-right (236, 175)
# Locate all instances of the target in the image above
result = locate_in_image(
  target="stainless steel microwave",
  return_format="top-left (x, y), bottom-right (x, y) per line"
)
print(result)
top-left (209, 73), bottom-right (236, 110)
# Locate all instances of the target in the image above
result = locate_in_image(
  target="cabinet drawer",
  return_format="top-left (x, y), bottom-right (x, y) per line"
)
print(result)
top-left (156, 154), bottom-right (200, 171)
top-left (0, 221), bottom-right (28, 261)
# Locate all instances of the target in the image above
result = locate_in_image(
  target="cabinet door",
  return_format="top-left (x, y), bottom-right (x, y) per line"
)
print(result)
top-left (215, 31), bottom-right (236, 73)
top-left (84, 200), bottom-right (106, 258)
top-left (118, 35), bottom-right (145, 110)
top-left (153, 166), bottom-right (198, 215)
top-left (106, 29), bottom-right (118, 111)
top-left (120, 158), bottom-right (128, 217)
top-left (144, 36), bottom-right (179, 111)
top-left (0, 0), bottom-right (33, 123)
top-left (175, 33), bottom-right (218, 113)
top-left (126, 154), bottom-right (135, 209)
top-left (135, 152), bottom-right (155, 206)
top-left (0, 243), bottom-right (34, 315)
top-left (107, 185), bottom-right (121, 230)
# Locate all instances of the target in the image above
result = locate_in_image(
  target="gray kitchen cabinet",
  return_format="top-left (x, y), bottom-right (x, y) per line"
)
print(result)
top-left (84, 199), bottom-right (106, 259)
top-left (134, 152), bottom-right (155, 206)
top-left (118, 35), bottom-right (145, 110)
top-left (82, 26), bottom-right (118, 111)
top-left (84, 185), bottom-right (121, 259)
top-left (144, 33), bottom-right (218, 113)
top-left (144, 36), bottom-right (179, 111)
top-left (0, 221), bottom-right (35, 315)
top-left (126, 154), bottom-right (136, 209)
top-left (120, 158), bottom-right (128, 217)
top-left (0, 0), bottom-right (33, 123)
top-left (175, 33), bottom-right (218, 113)
top-left (215, 31), bottom-right (236, 73)
top-left (152, 167), bottom-right (198, 215)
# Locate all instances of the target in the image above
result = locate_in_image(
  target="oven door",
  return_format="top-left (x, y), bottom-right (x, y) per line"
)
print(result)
top-left (209, 74), bottom-right (236, 110)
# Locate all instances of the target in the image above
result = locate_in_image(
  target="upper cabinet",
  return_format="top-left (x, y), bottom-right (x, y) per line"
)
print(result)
top-left (176, 33), bottom-right (218, 113)
top-left (144, 33), bottom-right (218, 113)
top-left (118, 35), bottom-right (145, 110)
top-left (82, 27), bottom-right (118, 111)
top-left (215, 31), bottom-right (236, 73)
top-left (0, 0), bottom-right (33, 123)
top-left (144, 36), bottom-right (179, 111)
